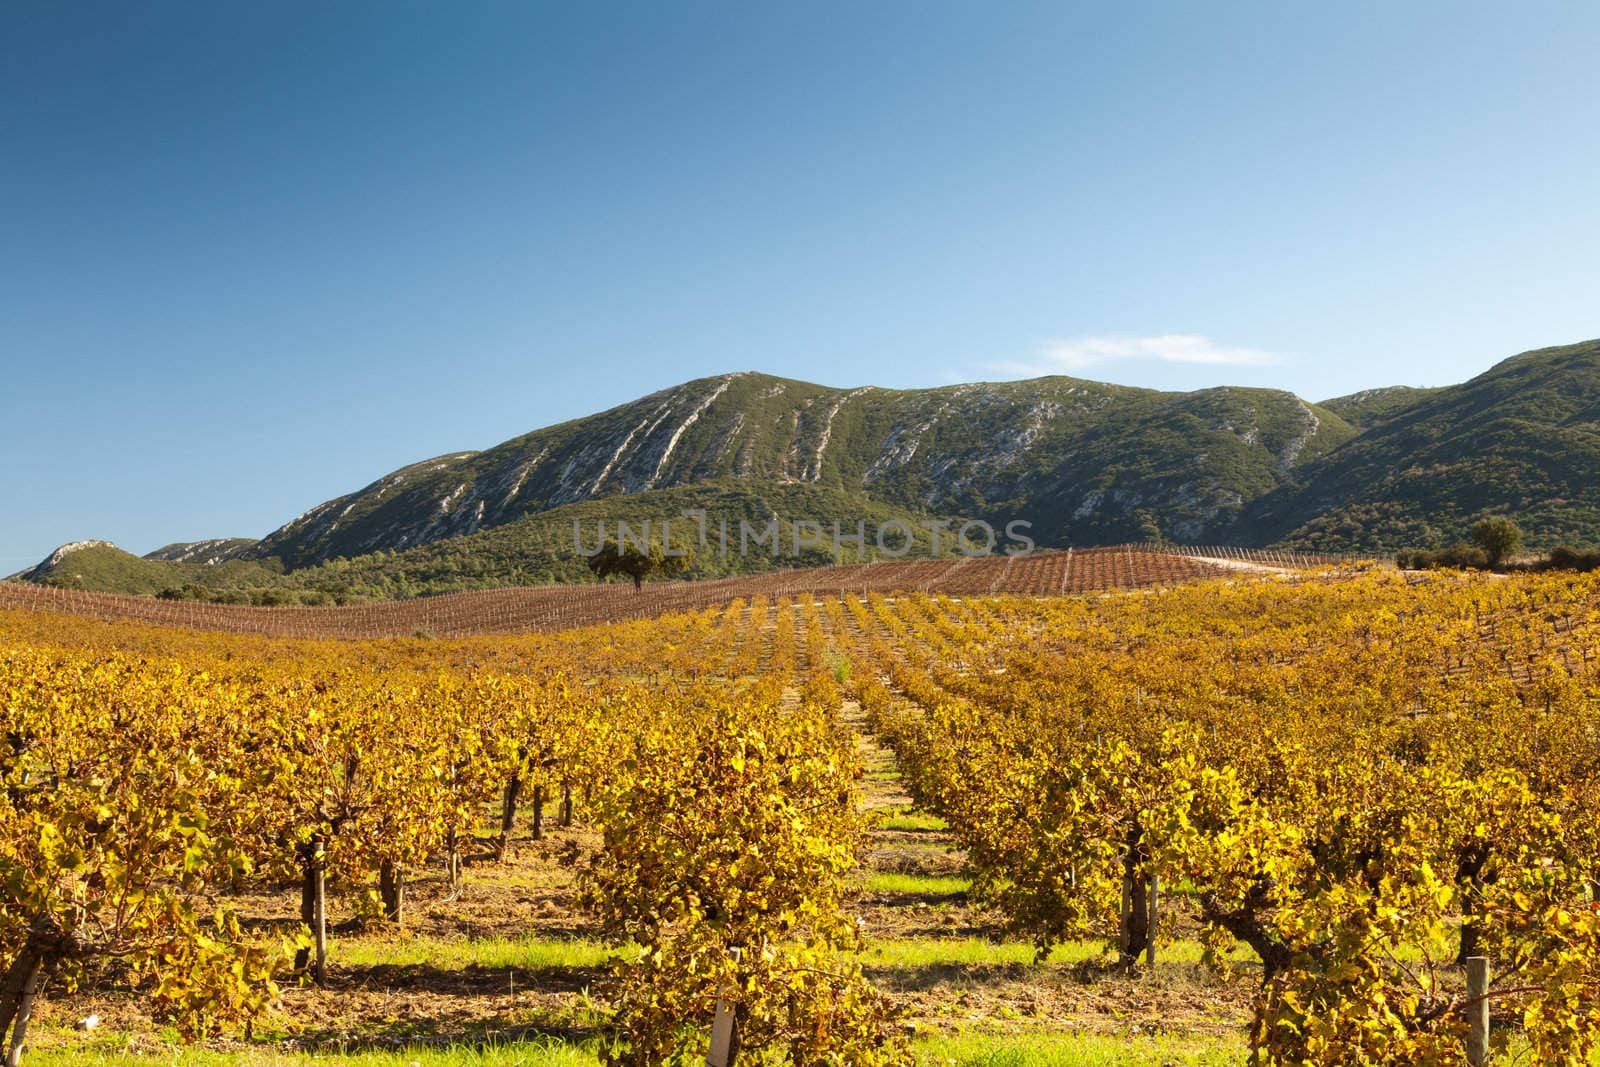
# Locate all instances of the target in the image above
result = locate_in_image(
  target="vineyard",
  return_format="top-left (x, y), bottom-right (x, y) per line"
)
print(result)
top-left (0, 546), bottom-right (1333, 639)
top-left (0, 562), bottom-right (1596, 1065)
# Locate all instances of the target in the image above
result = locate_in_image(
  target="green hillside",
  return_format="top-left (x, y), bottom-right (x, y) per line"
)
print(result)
top-left (20, 341), bottom-right (1600, 599)
top-left (1245, 339), bottom-right (1600, 551)
top-left (231, 371), bottom-right (1353, 569)
top-left (1319, 385), bottom-right (1445, 429)
top-left (15, 485), bottom-right (976, 602)
top-left (259, 483), bottom-right (977, 601)
top-left (12, 542), bottom-right (285, 598)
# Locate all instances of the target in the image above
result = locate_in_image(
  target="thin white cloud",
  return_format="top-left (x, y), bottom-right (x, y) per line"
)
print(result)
top-left (993, 334), bottom-right (1281, 377)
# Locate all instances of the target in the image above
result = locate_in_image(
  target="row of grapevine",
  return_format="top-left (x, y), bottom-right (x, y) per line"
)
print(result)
top-left (6, 562), bottom-right (1597, 1063)
top-left (0, 594), bottom-right (908, 1065)
top-left (842, 572), bottom-right (1600, 1063)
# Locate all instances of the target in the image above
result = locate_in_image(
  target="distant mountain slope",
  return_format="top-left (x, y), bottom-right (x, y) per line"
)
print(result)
top-left (230, 371), bottom-right (1353, 569)
top-left (247, 482), bottom-right (973, 599)
top-left (15, 484), bottom-right (955, 601)
top-left (13, 541), bottom-right (124, 584)
top-left (22, 340), bottom-right (1600, 599)
top-left (1319, 385), bottom-right (1445, 429)
top-left (145, 538), bottom-right (260, 564)
top-left (1245, 339), bottom-right (1600, 550)
top-left (11, 541), bottom-right (281, 596)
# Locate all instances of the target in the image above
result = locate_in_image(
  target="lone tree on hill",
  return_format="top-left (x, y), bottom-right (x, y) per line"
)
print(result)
top-left (585, 535), bottom-right (693, 592)
top-left (1470, 516), bottom-right (1522, 568)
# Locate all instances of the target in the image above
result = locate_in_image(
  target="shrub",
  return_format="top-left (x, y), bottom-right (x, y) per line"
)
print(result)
top-left (1542, 545), bottom-right (1600, 572)
top-left (1396, 544), bottom-right (1488, 570)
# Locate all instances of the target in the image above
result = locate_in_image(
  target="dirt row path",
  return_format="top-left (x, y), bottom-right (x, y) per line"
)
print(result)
top-left (841, 697), bottom-right (1254, 1045)
top-left (845, 698), bottom-right (913, 816)
top-left (843, 700), bottom-right (975, 941)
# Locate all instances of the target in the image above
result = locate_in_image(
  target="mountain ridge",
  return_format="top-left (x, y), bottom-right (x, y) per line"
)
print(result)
top-left (1241, 338), bottom-right (1600, 550)
top-left (19, 339), bottom-right (1600, 598)
top-left (227, 370), bottom-right (1355, 568)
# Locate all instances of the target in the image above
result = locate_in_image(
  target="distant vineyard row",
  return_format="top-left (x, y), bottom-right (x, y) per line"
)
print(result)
top-left (0, 545), bottom-right (1346, 638)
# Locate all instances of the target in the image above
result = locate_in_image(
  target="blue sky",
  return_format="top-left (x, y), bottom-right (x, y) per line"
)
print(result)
top-left (3, 1), bottom-right (1597, 571)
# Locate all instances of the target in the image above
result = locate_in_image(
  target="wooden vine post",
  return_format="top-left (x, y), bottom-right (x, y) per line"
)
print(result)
top-left (1118, 862), bottom-right (1132, 959)
top-left (312, 841), bottom-right (328, 984)
top-left (1145, 872), bottom-right (1159, 967)
top-left (1465, 955), bottom-right (1490, 1067)
top-left (705, 947), bottom-right (742, 1067)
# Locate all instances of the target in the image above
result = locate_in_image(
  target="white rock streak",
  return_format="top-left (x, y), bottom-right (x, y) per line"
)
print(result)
top-left (805, 388), bottom-right (869, 481)
top-left (40, 540), bottom-right (116, 567)
top-left (589, 401), bottom-right (672, 495)
top-left (502, 448), bottom-right (548, 510)
top-left (648, 378), bottom-right (732, 488)
top-left (437, 483), bottom-right (467, 513)
top-left (1278, 399), bottom-right (1321, 471)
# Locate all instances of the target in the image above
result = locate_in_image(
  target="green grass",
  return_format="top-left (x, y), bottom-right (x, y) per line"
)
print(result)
top-left (878, 810), bottom-right (949, 832)
top-left (336, 929), bottom-right (1218, 976)
top-left (334, 933), bottom-right (615, 971)
top-left (862, 871), bottom-right (970, 896)
top-left (915, 1031), bottom-right (1242, 1065)
top-left (864, 935), bottom-right (1211, 968)
top-left (865, 936), bottom-right (1058, 967)
top-left (338, 930), bottom-right (1213, 974)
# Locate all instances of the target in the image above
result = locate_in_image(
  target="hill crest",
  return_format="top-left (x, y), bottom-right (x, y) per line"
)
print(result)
top-left (19, 340), bottom-right (1600, 598)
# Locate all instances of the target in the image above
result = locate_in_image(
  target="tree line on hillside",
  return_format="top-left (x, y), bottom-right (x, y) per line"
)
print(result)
top-left (1395, 515), bottom-right (1600, 574)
